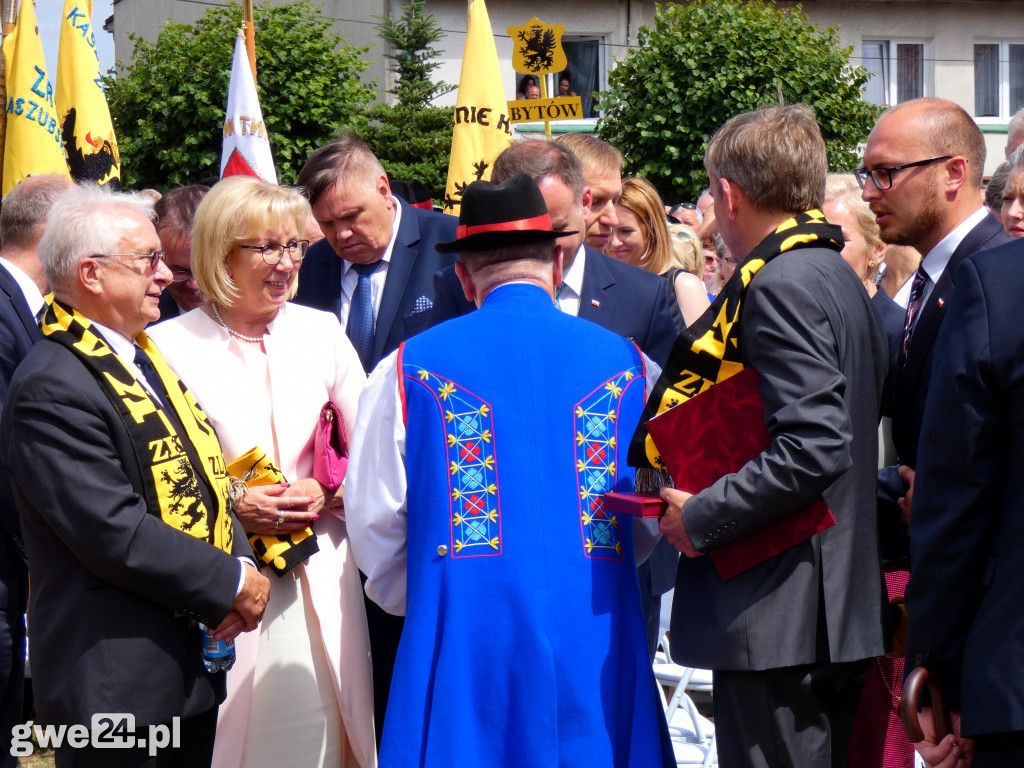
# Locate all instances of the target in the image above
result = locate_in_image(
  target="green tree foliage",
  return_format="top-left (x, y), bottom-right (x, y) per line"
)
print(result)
top-left (104, 1), bottom-right (375, 189)
top-left (597, 0), bottom-right (881, 201)
top-left (375, 1), bottom-right (455, 110)
top-left (351, 2), bottom-right (454, 199)
top-left (352, 105), bottom-right (453, 201)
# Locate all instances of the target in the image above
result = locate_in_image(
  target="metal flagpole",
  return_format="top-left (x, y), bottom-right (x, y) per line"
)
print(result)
top-left (243, 0), bottom-right (256, 85)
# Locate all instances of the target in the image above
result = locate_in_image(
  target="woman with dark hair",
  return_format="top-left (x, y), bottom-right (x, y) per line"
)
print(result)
top-left (516, 75), bottom-right (537, 99)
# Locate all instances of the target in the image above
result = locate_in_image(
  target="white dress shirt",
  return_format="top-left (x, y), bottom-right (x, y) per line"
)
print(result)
top-left (336, 196), bottom-right (403, 328)
top-left (555, 244), bottom-right (586, 316)
top-left (916, 206), bottom-right (990, 310)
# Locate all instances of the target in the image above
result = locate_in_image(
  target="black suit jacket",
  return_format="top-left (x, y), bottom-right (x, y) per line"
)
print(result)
top-left (0, 264), bottom-right (38, 617)
top-left (293, 199), bottom-right (458, 371)
top-left (430, 246), bottom-right (677, 366)
top-left (892, 213), bottom-right (1012, 467)
top-left (671, 248), bottom-right (888, 670)
top-left (0, 336), bottom-right (250, 727)
top-left (879, 213), bottom-right (1012, 562)
top-left (906, 240), bottom-right (1024, 736)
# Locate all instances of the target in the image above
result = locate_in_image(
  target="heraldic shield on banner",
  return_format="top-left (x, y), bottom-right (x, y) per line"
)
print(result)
top-left (508, 17), bottom-right (567, 75)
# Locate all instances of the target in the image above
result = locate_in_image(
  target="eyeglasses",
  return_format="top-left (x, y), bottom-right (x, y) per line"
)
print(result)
top-left (168, 266), bottom-right (193, 284)
top-left (854, 156), bottom-right (954, 191)
top-left (94, 251), bottom-right (166, 270)
top-left (239, 240), bottom-right (309, 265)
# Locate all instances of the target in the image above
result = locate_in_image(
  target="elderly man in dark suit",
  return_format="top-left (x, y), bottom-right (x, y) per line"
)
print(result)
top-left (859, 98), bottom-right (1012, 550)
top-left (0, 185), bottom-right (269, 768)
top-left (294, 135), bottom-right (457, 374)
top-left (905, 238), bottom-right (1024, 768)
top-left (657, 105), bottom-right (889, 767)
top-left (0, 174), bottom-right (72, 766)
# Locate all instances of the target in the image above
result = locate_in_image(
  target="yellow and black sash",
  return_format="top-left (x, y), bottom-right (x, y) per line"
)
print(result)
top-left (227, 447), bottom-right (319, 576)
top-left (628, 211), bottom-right (844, 471)
top-left (41, 298), bottom-right (235, 554)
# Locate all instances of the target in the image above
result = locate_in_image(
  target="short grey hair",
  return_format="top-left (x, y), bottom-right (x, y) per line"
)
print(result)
top-left (1, 175), bottom-right (73, 250)
top-left (297, 134), bottom-right (387, 206)
top-left (1007, 107), bottom-right (1024, 151)
top-left (39, 185), bottom-right (156, 291)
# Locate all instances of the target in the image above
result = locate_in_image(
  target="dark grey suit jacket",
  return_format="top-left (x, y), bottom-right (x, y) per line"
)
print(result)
top-left (0, 335), bottom-right (250, 727)
top-left (906, 240), bottom-right (1024, 737)
top-left (670, 248), bottom-right (889, 671)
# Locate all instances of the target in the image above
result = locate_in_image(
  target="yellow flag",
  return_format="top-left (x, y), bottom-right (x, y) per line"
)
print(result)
top-left (57, 0), bottom-right (120, 187)
top-left (443, 0), bottom-right (512, 215)
top-left (2, 0), bottom-right (71, 198)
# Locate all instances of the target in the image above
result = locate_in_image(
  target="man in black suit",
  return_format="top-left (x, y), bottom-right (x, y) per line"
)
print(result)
top-left (658, 105), bottom-right (888, 767)
top-left (294, 135), bottom-right (457, 741)
top-left (0, 174), bottom-right (71, 766)
top-left (859, 98), bottom-right (1013, 558)
top-left (294, 135), bottom-right (457, 373)
top-left (0, 186), bottom-right (269, 767)
top-left (905, 239), bottom-right (1024, 767)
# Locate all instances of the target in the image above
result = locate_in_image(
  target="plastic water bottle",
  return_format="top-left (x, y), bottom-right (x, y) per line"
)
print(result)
top-left (198, 623), bottom-right (235, 672)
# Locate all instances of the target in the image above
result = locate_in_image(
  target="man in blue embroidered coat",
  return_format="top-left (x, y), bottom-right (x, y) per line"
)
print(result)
top-left (345, 175), bottom-right (674, 768)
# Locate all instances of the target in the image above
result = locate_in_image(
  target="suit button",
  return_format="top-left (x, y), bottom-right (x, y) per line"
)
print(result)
top-left (437, 545), bottom-right (448, 557)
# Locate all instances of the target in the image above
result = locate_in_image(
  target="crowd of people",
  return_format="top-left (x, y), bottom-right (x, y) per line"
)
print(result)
top-left (0, 95), bottom-right (1021, 768)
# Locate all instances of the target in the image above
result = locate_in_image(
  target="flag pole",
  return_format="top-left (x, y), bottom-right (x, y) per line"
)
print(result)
top-left (0, 0), bottom-right (18, 197)
top-left (243, 0), bottom-right (256, 85)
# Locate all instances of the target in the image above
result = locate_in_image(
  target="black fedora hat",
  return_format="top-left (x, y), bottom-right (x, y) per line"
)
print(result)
top-left (435, 173), bottom-right (576, 254)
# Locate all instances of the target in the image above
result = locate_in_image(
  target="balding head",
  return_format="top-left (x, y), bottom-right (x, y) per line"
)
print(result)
top-left (1, 175), bottom-right (74, 252)
top-left (878, 99), bottom-right (986, 189)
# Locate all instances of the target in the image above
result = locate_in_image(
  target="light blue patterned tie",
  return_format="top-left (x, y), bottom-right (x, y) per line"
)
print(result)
top-left (347, 261), bottom-right (380, 373)
top-left (554, 282), bottom-right (566, 311)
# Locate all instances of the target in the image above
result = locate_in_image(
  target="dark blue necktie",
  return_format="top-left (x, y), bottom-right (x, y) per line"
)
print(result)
top-left (134, 345), bottom-right (169, 408)
top-left (899, 267), bottom-right (928, 369)
top-left (347, 261), bottom-right (381, 373)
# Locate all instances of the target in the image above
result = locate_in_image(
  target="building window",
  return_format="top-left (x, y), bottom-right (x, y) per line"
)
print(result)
top-left (562, 36), bottom-right (606, 118)
top-left (862, 40), bottom-right (926, 107)
top-left (974, 41), bottom-right (1024, 120)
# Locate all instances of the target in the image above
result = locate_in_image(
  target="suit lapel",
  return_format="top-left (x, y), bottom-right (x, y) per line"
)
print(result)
top-left (577, 246), bottom-right (616, 324)
top-left (0, 263), bottom-right (42, 342)
top-left (373, 200), bottom-right (419, 365)
top-left (901, 213), bottom-right (1007, 396)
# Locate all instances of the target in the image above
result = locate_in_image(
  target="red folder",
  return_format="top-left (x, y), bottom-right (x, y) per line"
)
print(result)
top-left (645, 366), bottom-right (836, 580)
top-left (603, 491), bottom-right (667, 518)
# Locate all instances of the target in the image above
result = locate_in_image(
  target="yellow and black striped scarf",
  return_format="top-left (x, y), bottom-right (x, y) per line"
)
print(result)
top-left (628, 210), bottom-right (844, 470)
top-left (227, 447), bottom-right (319, 576)
top-left (41, 298), bottom-right (235, 554)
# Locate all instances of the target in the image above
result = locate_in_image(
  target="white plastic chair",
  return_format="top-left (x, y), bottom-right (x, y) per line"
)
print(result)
top-left (654, 631), bottom-right (717, 766)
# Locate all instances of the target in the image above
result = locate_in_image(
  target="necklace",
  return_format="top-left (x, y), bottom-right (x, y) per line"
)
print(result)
top-left (210, 303), bottom-right (264, 343)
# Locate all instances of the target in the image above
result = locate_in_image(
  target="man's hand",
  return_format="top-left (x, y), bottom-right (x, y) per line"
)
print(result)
top-left (213, 566), bottom-right (270, 641)
top-left (658, 487), bottom-right (702, 559)
top-left (913, 707), bottom-right (973, 768)
top-left (898, 465), bottom-right (916, 526)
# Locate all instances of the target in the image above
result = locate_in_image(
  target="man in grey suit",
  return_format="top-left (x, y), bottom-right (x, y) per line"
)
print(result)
top-left (658, 105), bottom-right (888, 767)
top-left (0, 186), bottom-right (269, 767)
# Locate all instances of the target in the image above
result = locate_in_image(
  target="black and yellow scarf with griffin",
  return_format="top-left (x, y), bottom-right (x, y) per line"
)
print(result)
top-left (41, 298), bottom-right (235, 554)
top-left (628, 210), bottom-right (844, 472)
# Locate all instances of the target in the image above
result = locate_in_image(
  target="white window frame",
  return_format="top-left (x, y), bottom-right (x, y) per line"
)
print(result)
top-left (861, 38), bottom-right (932, 107)
top-left (973, 39), bottom-right (1024, 124)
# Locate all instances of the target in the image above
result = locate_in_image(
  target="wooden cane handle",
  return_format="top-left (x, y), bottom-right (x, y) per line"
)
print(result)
top-left (900, 666), bottom-right (952, 744)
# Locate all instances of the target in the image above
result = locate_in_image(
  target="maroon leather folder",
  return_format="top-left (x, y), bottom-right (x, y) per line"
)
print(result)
top-left (645, 366), bottom-right (836, 580)
top-left (602, 491), bottom-right (667, 518)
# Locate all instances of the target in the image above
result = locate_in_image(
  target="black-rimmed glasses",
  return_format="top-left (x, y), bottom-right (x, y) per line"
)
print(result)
top-left (239, 240), bottom-right (310, 265)
top-left (94, 251), bottom-right (166, 270)
top-left (854, 156), bottom-right (954, 191)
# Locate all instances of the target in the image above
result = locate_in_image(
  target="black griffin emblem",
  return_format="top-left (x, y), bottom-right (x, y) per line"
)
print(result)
top-left (61, 107), bottom-right (120, 188)
top-left (161, 458), bottom-right (204, 531)
top-left (516, 25), bottom-right (557, 73)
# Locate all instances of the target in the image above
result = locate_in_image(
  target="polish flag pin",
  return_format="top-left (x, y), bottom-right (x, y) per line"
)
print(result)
top-left (591, 299), bottom-right (601, 307)
top-left (937, 298), bottom-right (944, 308)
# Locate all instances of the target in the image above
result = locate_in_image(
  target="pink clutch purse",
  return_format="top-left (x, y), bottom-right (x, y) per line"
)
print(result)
top-left (313, 401), bottom-right (348, 490)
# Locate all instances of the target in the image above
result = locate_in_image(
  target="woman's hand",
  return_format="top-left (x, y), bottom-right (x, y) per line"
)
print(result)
top-left (236, 483), bottom-right (319, 535)
top-left (282, 477), bottom-right (343, 516)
